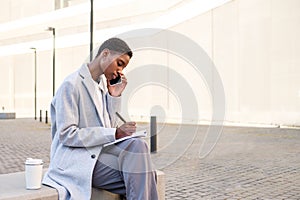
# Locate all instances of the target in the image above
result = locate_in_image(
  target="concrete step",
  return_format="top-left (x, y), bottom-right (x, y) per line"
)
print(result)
top-left (0, 113), bottom-right (16, 119)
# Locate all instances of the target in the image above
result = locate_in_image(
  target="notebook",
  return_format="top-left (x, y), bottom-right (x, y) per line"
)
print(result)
top-left (103, 129), bottom-right (147, 147)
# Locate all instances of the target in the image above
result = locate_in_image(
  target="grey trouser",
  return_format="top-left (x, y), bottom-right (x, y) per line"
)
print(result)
top-left (92, 138), bottom-right (158, 200)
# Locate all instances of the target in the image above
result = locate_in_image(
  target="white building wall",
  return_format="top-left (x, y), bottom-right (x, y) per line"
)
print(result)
top-left (168, 0), bottom-right (300, 126)
top-left (0, 0), bottom-right (54, 23)
top-left (0, 0), bottom-right (299, 126)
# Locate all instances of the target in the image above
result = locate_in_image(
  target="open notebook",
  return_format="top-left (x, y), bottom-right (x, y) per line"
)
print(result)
top-left (103, 129), bottom-right (147, 147)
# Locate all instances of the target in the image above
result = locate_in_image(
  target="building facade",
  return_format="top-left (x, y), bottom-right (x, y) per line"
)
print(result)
top-left (0, 0), bottom-right (299, 127)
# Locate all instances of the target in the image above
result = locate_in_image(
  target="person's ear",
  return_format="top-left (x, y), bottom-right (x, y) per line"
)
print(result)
top-left (99, 49), bottom-right (110, 71)
top-left (101, 49), bottom-right (110, 59)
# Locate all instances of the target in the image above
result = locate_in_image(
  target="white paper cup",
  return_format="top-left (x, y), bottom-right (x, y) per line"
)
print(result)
top-left (25, 158), bottom-right (43, 190)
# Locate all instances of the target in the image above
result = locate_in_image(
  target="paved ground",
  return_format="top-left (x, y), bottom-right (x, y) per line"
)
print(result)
top-left (0, 118), bottom-right (299, 199)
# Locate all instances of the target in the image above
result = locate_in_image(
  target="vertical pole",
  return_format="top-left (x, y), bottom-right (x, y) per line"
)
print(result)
top-left (40, 110), bottom-right (42, 122)
top-left (45, 110), bottom-right (48, 124)
top-left (150, 116), bottom-right (157, 153)
top-left (34, 49), bottom-right (37, 120)
top-left (90, 0), bottom-right (93, 62)
top-left (46, 27), bottom-right (56, 96)
top-left (30, 47), bottom-right (37, 120)
top-left (52, 28), bottom-right (56, 97)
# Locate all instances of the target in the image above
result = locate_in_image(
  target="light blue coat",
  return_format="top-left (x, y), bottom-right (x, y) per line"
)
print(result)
top-left (43, 64), bottom-right (121, 200)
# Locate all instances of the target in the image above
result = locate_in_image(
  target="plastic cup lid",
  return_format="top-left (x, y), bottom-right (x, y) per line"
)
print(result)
top-left (25, 158), bottom-right (43, 165)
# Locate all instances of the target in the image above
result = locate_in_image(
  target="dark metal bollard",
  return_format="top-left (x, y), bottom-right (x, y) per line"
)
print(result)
top-left (45, 110), bottom-right (48, 124)
top-left (40, 110), bottom-right (42, 122)
top-left (150, 116), bottom-right (157, 153)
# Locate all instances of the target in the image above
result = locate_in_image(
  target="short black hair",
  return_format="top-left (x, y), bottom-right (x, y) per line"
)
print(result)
top-left (96, 37), bottom-right (133, 58)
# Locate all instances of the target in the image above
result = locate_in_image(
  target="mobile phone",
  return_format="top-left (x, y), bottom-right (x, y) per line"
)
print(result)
top-left (109, 73), bottom-right (122, 85)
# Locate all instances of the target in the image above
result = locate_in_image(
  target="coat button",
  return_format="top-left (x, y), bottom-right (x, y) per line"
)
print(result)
top-left (91, 154), bottom-right (96, 159)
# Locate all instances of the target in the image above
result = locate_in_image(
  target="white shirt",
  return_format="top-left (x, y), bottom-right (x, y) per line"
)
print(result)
top-left (93, 78), bottom-right (111, 128)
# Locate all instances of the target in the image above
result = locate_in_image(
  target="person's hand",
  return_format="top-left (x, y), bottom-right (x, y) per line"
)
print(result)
top-left (115, 122), bottom-right (136, 139)
top-left (107, 74), bottom-right (127, 97)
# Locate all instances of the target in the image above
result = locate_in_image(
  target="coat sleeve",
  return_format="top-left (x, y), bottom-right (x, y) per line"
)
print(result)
top-left (106, 93), bottom-right (121, 128)
top-left (54, 81), bottom-right (116, 147)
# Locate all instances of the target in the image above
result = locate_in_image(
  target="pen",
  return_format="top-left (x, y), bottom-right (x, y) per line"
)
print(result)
top-left (116, 112), bottom-right (127, 123)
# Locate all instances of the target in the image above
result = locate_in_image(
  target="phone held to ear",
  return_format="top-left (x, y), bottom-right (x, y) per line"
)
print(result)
top-left (109, 73), bottom-right (122, 85)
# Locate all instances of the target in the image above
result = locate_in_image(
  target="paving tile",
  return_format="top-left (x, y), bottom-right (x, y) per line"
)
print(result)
top-left (1, 119), bottom-right (300, 199)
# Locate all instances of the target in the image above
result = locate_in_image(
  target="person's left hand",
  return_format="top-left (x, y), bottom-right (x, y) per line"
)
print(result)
top-left (107, 74), bottom-right (127, 97)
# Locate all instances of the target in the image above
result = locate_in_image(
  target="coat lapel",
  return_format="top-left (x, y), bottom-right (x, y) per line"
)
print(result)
top-left (79, 64), bottom-right (106, 126)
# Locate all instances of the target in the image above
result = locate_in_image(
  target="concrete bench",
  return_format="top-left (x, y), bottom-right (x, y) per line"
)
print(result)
top-left (0, 170), bottom-right (165, 200)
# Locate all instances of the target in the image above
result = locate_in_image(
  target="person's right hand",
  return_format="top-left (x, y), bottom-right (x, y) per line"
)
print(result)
top-left (107, 73), bottom-right (127, 97)
top-left (115, 122), bottom-right (136, 139)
